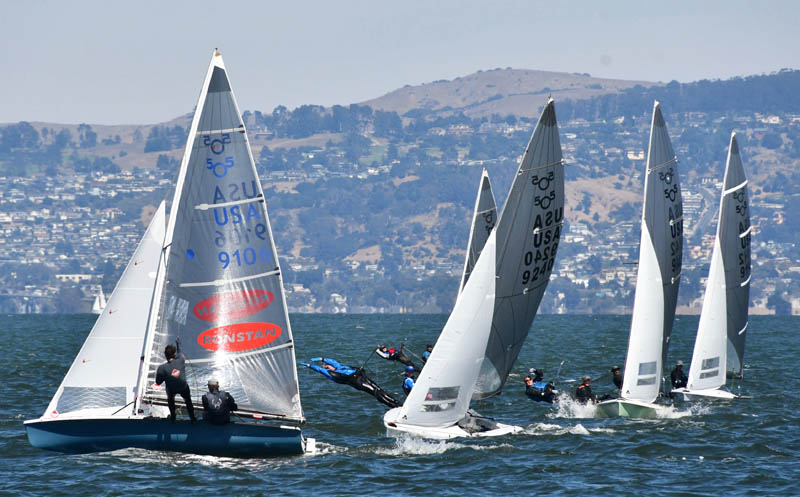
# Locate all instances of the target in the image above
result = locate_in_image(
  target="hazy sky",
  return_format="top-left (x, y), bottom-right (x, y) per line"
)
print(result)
top-left (3, 0), bottom-right (799, 124)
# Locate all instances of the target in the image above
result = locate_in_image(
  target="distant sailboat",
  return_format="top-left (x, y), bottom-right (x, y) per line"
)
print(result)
top-left (90, 286), bottom-right (106, 314)
top-left (384, 231), bottom-right (522, 439)
top-left (459, 168), bottom-right (497, 295)
top-left (673, 132), bottom-right (751, 401)
top-left (474, 99), bottom-right (565, 398)
top-left (26, 51), bottom-right (313, 456)
top-left (597, 101), bottom-right (683, 418)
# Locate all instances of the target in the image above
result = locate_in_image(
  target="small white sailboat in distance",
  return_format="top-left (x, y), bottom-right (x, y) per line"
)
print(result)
top-left (90, 286), bottom-right (106, 314)
top-left (384, 231), bottom-right (522, 439)
top-left (673, 132), bottom-right (751, 401)
top-left (597, 101), bottom-right (683, 418)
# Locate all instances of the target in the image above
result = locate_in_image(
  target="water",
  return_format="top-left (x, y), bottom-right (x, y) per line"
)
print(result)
top-left (2, 314), bottom-right (798, 496)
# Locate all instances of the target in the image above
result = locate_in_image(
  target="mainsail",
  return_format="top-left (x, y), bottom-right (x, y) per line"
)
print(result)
top-left (137, 52), bottom-right (303, 423)
top-left (43, 203), bottom-right (165, 419)
top-left (91, 287), bottom-right (107, 314)
top-left (473, 99), bottom-right (564, 398)
top-left (459, 169), bottom-right (497, 295)
top-left (687, 132), bottom-right (750, 388)
top-left (620, 101), bottom-right (683, 403)
top-left (397, 232), bottom-right (497, 427)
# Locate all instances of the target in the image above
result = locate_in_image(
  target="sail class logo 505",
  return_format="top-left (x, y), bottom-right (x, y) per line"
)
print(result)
top-left (197, 322), bottom-right (282, 352)
top-left (193, 289), bottom-right (274, 322)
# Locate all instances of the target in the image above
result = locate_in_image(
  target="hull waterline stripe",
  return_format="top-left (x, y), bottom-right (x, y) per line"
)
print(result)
top-left (179, 269), bottom-right (280, 288)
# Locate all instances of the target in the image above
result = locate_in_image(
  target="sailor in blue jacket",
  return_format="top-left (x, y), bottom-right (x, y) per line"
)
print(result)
top-left (402, 366), bottom-right (415, 395)
top-left (302, 357), bottom-right (401, 408)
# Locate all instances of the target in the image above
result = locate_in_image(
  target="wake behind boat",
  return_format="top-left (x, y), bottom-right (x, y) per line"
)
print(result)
top-left (25, 51), bottom-right (314, 457)
top-left (597, 101), bottom-right (683, 419)
top-left (673, 132), bottom-right (751, 402)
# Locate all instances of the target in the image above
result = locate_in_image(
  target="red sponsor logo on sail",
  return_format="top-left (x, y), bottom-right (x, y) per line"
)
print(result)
top-left (197, 322), bottom-right (282, 352)
top-left (193, 290), bottom-right (274, 322)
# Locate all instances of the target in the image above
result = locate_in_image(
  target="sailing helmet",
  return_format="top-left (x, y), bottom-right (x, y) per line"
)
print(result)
top-left (582, 375), bottom-right (591, 382)
top-left (208, 377), bottom-right (220, 387)
top-left (405, 365), bottom-right (415, 373)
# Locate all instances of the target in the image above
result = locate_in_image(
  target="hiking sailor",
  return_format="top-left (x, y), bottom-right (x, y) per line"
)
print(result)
top-left (303, 357), bottom-right (401, 408)
top-left (524, 369), bottom-right (556, 403)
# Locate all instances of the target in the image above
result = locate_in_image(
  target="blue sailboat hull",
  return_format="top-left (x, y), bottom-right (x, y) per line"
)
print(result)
top-left (25, 417), bottom-right (305, 457)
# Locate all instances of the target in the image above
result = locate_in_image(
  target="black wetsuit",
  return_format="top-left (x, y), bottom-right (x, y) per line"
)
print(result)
top-left (526, 381), bottom-right (556, 403)
top-left (613, 374), bottom-right (623, 390)
top-left (670, 367), bottom-right (688, 389)
top-left (308, 358), bottom-right (401, 408)
top-left (155, 352), bottom-right (196, 422)
top-left (202, 390), bottom-right (238, 425)
top-left (575, 383), bottom-right (596, 404)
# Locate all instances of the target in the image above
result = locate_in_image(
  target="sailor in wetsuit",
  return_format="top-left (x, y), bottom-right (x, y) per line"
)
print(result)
top-left (575, 376), bottom-right (597, 404)
top-left (303, 357), bottom-right (401, 408)
top-left (202, 377), bottom-right (238, 425)
top-left (155, 342), bottom-right (197, 423)
top-left (402, 366), bottom-right (415, 396)
top-left (376, 344), bottom-right (418, 370)
top-left (421, 344), bottom-right (433, 363)
top-left (524, 369), bottom-right (556, 403)
top-left (611, 366), bottom-right (623, 391)
top-left (671, 360), bottom-right (688, 389)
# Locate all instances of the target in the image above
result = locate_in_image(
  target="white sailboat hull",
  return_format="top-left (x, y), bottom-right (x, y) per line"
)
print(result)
top-left (671, 387), bottom-right (738, 401)
top-left (383, 408), bottom-right (521, 440)
top-left (596, 398), bottom-right (659, 419)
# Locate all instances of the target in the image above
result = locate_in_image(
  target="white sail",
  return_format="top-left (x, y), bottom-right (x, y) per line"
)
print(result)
top-left (687, 132), bottom-right (750, 389)
top-left (620, 101), bottom-right (683, 403)
top-left (42, 202), bottom-right (165, 419)
top-left (459, 168), bottom-right (497, 295)
top-left (136, 51), bottom-right (303, 423)
top-left (396, 231), bottom-right (497, 428)
top-left (91, 287), bottom-right (106, 314)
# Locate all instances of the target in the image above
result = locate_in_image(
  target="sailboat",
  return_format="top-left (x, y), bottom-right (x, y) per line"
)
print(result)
top-left (90, 286), bottom-right (107, 314)
top-left (26, 51), bottom-right (313, 456)
top-left (459, 168), bottom-right (497, 295)
top-left (597, 101), bottom-right (683, 418)
top-left (672, 132), bottom-right (750, 401)
top-left (474, 99), bottom-right (565, 398)
top-left (384, 231), bottom-right (522, 439)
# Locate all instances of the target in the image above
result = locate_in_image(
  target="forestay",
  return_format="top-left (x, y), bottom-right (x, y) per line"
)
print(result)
top-left (459, 168), bottom-right (497, 294)
top-left (42, 202), bottom-right (165, 419)
top-left (398, 232), bottom-right (497, 427)
top-left (621, 101), bottom-right (683, 403)
top-left (474, 99), bottom-right (564, 398)
top-left (138, 53), bottom-right (303, 422)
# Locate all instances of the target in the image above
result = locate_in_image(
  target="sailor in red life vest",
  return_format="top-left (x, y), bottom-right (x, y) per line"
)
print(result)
top-left (575, 375), bottom-right (597, 404)
top-left (155, 341), bottom-right (197, 423)
top-left (376, 344), bottom-right (418, 369)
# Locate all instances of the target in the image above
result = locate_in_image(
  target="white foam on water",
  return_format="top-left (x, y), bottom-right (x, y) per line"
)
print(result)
top-left (549, 394), bottom-right (598, 419)
top-left (523, 422), bottom-right (590, 436)
top-left (375, 435), bottom-right (512, 456)
top-left (653, 404), bottom-right (692, 419)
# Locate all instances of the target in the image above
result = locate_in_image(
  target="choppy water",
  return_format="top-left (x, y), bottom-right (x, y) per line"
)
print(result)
top-left (2, 314), bottom-right (798, 496)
